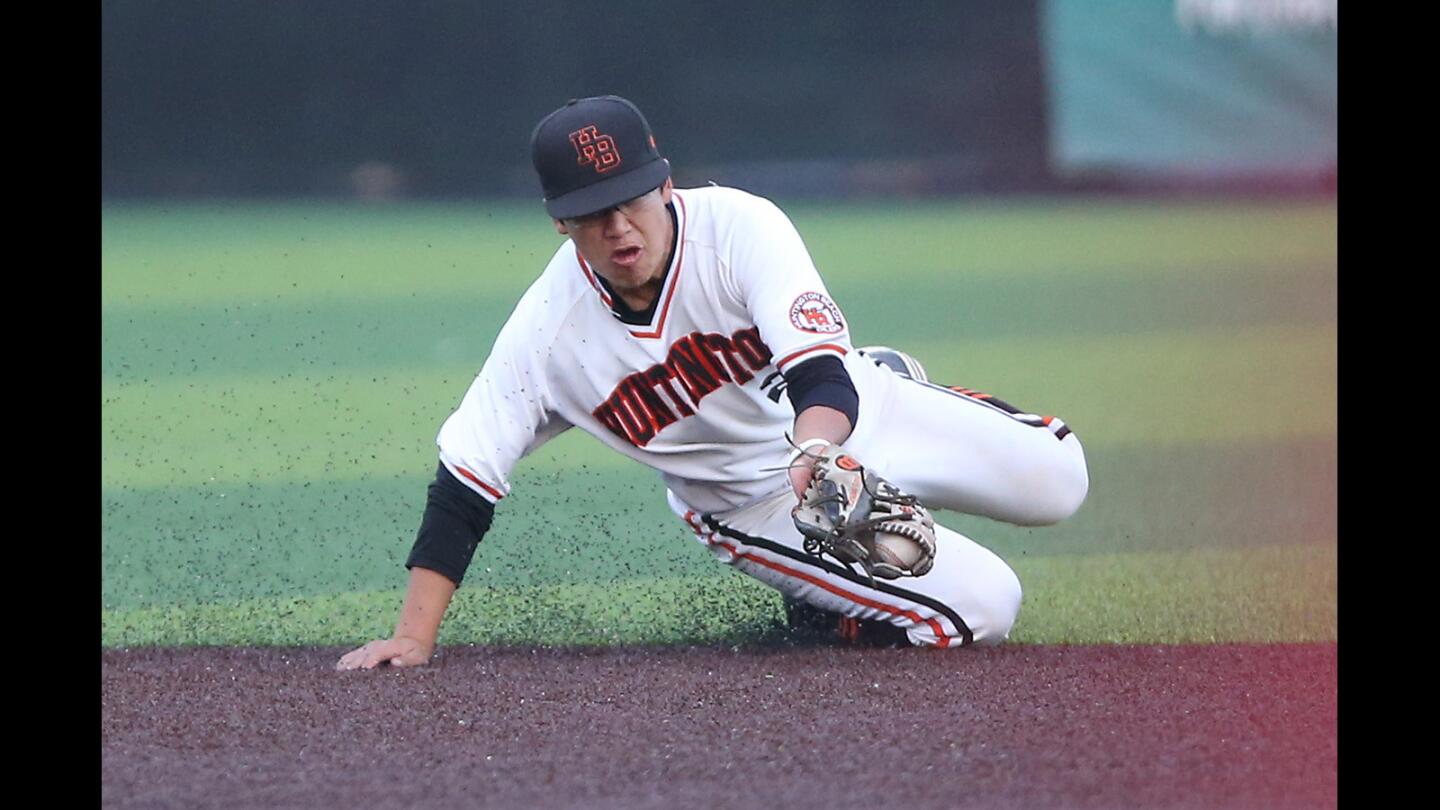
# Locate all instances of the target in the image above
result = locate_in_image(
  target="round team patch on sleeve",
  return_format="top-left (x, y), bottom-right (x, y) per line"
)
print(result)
top-left (789, 292), bottom-right (846, 334)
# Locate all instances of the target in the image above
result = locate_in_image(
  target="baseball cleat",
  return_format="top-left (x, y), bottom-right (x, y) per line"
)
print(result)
top-left (783, 596), bottom-right (913, 648)
top-left (856, 346), bottom-right (929, 383)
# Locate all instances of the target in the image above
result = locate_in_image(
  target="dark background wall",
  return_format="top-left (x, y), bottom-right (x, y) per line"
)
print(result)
top-left (102, 1), bottom-right (1052, 199)
top-left (102, 1), bottom-right (1338, 200)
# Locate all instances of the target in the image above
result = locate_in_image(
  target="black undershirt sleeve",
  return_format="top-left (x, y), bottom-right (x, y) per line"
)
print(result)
top-left (782, 354), bottom-right (859, 428)
top-left (405, 461), bottom-right (496, 587)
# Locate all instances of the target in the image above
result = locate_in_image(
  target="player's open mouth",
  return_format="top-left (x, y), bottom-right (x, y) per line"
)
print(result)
top-left (612, 246), bottom-right (643, 266)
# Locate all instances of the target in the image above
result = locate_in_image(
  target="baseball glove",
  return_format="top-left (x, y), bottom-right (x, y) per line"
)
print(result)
top-left (790, 441), bottom-right (937, 583)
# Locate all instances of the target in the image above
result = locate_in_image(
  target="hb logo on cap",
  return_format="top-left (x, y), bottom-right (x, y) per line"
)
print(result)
top-left (531, 95), bottom-right (671, 219)
top-left (569, 126), bottom-right (622, 174)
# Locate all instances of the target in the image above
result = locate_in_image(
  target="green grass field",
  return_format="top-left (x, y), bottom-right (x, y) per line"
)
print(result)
top-left (101, 196), bottom-right (1337, 647)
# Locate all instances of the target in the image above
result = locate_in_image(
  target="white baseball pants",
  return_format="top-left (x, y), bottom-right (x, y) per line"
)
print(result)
top-left (669, 353), bottom-right (1089, 647)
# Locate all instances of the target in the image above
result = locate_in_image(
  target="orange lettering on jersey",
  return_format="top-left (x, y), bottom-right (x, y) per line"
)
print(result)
top-left (594, 403), bottom-right (629, 443)
top-left (732, 329), bottom-right (772, 369)
top-left (667, 335), bottom-right (723, 400)
top-left (609, 390), bottom-right (654, 445)
top-left (592, 327), bottom-right (773, 448)
top-left (644, 365), bottom-right (696, 416)
top-left (623, 375), bottom-right (679, 432)
top-left (702, 333), bottom-right (755, 385)
top-left (689, 334), bottom-right (734, 385)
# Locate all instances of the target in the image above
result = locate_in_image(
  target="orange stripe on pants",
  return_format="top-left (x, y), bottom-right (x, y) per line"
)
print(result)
top-left (713, 539), bottom-right (953, 648)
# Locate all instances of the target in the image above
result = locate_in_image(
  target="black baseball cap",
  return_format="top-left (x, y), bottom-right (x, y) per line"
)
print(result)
top-left (530, 95), bottom-right (671, 220)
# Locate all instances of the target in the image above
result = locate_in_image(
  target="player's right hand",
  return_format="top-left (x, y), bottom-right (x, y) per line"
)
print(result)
top-left (335, 637), bottom-right (432, 671)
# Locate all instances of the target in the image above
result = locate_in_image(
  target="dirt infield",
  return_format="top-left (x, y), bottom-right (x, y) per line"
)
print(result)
top-left (101, 642), bottom-right (1335, 809)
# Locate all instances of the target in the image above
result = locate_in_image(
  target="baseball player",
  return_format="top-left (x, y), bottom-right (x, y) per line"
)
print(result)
top-left (337, 95), bottom-right (1088, 670)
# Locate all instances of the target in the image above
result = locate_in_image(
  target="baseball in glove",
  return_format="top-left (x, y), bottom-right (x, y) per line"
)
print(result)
top-left (788, 440), bottom-right (937, 583)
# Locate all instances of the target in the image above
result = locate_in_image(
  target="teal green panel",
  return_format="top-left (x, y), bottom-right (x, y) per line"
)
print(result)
top-left (1043, 1), bottom-right (1337, 172)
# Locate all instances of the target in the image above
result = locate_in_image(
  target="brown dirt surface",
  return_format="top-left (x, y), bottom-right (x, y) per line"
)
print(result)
top-left (102, 642), bottom-right (1336, 809)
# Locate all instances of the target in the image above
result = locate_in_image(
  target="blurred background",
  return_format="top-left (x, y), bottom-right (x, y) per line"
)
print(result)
top-left (102, 0), bottom-right (1335, 201)
top-left (102, 1), bottom-right (1337, 647)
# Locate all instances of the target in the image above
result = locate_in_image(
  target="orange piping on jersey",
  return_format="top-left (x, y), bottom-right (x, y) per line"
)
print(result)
top-left (451, 463), bottom-right (505, 501)
top-left (629, 191), bottom-right (689, 340)
top-left (575, 250), bottom-right (614, 307)
top-left (712, 538), bottom-right (952, 648)
top-left (776, 343), bottom-right (849, 371)
top-left (950, 386), bottom-right (992, 400)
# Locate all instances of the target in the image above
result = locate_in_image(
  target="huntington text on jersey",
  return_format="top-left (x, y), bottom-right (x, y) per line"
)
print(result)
top-left (593, 327), bottom-right (773, 447)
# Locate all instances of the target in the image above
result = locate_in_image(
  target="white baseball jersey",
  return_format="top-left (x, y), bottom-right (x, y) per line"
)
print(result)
top-left (436, 185), bottom-right (860, 514)
top-left (435, 183), bottom-right (1090, 647)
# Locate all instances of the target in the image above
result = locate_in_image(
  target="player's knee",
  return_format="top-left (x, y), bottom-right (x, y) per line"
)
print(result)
top-left (966, 563), bottom-right (1023, 646)
top-left (909, 558), bottom-right (1023, 648)
top-left (1036, 463), bottom-right (1089, 524)
top-left (1014, 439), bottom-right (1089, 526)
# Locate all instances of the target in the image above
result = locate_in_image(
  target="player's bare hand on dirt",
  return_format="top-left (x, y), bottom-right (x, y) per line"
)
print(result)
top-left (335, 637), bottom-right (432, 671)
